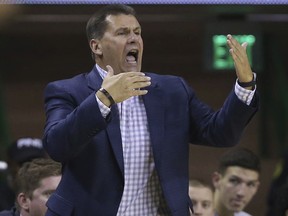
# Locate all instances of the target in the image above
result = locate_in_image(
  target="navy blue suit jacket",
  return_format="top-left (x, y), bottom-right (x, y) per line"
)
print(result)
top-left (43, 66), bottom-right (258, 216)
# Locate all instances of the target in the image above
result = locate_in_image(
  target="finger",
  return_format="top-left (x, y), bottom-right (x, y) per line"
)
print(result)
top-left (229, 48), bottom-right (237, 62)
top-left (226, 34), bottom-right (234, 49)
top-left (129, 75), bottom-right (151, 84)
top-left (227, 34), bottom-right (243, 52)
top-left (229, 48), bottom-right (242, 69)
top-left (130, 81), bottom-right (151, 90)
top-left (227, 38), bottom-right (239, 55)
top-left (241, 42), bottom-right (248, 50)
top-left (106, 65), bottom-right (114, 77)
top-left (227, 36), bottom-right (244, 61)
top-left (124, 71), bottom-right (146, 77)
top-left (227, 34), bottom-right (238, 47)
top-left (130, 89), bottom-right (148, 96)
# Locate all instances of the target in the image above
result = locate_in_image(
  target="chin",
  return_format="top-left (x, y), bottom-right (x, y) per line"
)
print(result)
top-left (127, 66), bottom-right (140, 72)
top-left (124, 62), bottom-right (141, 71)
top-left (231, 206), bottom-right (244, 212)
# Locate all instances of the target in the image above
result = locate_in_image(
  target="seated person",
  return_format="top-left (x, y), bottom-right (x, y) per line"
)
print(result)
top-left (0, 138), bottom-right (48, 211)
top-left (189, 179), bottom-right (215, 216)
top-left (0, 158), bottom-right (61, 216)
top-left (212, 147), bottom-right (260, 216)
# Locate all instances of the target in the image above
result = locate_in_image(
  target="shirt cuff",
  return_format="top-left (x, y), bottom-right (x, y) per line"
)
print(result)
top-left (95, 94), bottom-right (111, 118)
top-left (234, 73), bottom-right (256, 106)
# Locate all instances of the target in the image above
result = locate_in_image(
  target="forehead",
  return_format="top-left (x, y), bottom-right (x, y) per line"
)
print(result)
top-left (105, 14), bottom-right (141, 29)
top-left (32, 175), bottom-right (61, 197)
top-left (38, 175), bottom-right (61, 189)
top-left (189, 186), bottom-right (213, 200)
top-left (224, 166), bottom-right (259, 181)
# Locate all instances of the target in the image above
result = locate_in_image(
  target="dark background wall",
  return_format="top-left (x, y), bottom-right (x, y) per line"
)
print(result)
top-left (0, 4), bottom-right (288, 215)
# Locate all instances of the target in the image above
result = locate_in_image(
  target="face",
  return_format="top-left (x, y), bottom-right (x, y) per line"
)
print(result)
top-left (189, 186), bottom-right (214, 216)
top-left (93, 14), bottom-right (143, 74)
top-left (213, 166), bottom-right (259, 213)
top-left (29, 175), bottom-right (61, 216)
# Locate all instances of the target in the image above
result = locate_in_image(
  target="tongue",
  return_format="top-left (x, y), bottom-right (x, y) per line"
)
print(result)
top-left (126, 55), bottom-right (136, 63)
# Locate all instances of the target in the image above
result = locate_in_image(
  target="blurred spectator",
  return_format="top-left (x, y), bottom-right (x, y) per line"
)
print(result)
top-left (0, 158), bottom-right (61, 216)
top-left (189, 179), bottom-right (215, 216)
top-left (266, 149), bottom-right (288, 216)
top-left (272, 182), bottom-right (288, 216)
top-left (212, 147), bottom-right (261, 216)
top-left (0, 138), bottom-right (48, 211)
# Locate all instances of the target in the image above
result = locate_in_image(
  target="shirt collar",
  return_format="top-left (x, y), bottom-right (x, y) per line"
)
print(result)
top-left (96, 64), bottom-right (107, 79)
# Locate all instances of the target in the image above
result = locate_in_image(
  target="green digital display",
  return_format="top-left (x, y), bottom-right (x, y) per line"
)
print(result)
top-left (212, 34), bottom-right (256, 70)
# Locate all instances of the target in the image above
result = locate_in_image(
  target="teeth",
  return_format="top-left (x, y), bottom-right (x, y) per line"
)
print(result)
top-left (129, 49), bottom-right (138, 54)
top-left (127, 49), bottom-right (138, 60)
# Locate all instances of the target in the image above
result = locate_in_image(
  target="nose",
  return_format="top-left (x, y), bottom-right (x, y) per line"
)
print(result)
top-left (236, 183), bottom-right (247, 197)
top-left (192, 204), bottom-right (203, 215)
top-left (127, 32), bottom-right (138, 43)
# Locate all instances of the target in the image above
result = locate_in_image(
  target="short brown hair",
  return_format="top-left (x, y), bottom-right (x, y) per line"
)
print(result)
top-left (189, 179), bottom-right (213, 191)
top-left (15, 158), bottom-right (61, 199)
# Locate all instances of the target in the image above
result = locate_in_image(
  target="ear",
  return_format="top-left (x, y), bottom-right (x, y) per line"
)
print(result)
top-left (17, 192), bottom-right (31, 211)
top-left (212, 172), bottom-right (221, 189)
top-left (90, 39), bottom-right (102, 56)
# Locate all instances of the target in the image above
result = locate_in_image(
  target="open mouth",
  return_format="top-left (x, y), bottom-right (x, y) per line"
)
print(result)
top-left (126, 49), bottom-right (138, 64)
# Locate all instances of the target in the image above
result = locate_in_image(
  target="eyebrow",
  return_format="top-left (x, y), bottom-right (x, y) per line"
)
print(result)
top-left (230, 175), bottom-right (258, 182)
top-left (42, 189), bottom-right (56, 195)
top-left (116, 26), bottom-right (141, 31)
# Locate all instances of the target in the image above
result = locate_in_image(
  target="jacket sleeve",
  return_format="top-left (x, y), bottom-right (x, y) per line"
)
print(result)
top-left (43, 81), bottom-right (108, 162)
top-left (181, 78), bottom-right (259, 147)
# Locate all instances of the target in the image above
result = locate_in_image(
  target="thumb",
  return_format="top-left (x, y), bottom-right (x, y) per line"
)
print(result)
top-left (106, 65), bottom-right (114, 77)
top-left (241, 42), bottom-right (248, 50)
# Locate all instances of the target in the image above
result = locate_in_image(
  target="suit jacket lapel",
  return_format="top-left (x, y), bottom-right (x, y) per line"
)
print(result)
top-left (87, 66), bottom-right (124, 176)
top-left (143, 80), bottom-right (164, 166)
top-left (106, 105), bottom-right (124, 176)
top-left (86, 68), bottom-right (165, 176)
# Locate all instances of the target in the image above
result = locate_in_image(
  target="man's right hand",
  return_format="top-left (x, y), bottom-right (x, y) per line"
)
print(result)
top-left (96, 65), bottom-right (151, 107)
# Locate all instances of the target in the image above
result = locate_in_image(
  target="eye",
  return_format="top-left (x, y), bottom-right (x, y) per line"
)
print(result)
top-left (134, 30), bottom-right (141, 35)
top-left (247, 181), bottom-right (257, 188)
top-left (202, 201), bottom-right (212, 209)
top-left (229, 177), bottom-right (241, 186)
top-left (43, 190), bottom-right (55, 198)
top-left (116, 28), bottom-right (130, 36)
top-left (117, 31), bottom-right (125, 36)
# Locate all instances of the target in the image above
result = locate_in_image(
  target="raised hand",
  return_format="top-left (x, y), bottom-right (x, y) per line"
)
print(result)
top-left (227, 34), bottom-right (253, 84)
top-left (97, 65), bottom-right (151, 106)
